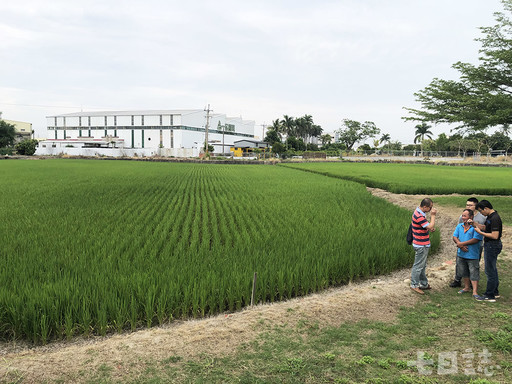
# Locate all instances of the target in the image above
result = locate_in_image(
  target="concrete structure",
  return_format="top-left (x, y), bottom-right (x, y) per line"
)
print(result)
top-left (2, 118), bottom-right (32, 143)
top-left (36, 109), bottom-right (255, 157)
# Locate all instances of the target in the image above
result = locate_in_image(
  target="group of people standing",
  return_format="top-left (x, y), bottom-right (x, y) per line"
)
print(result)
top-left (409, 197), bottom-right (503, 302)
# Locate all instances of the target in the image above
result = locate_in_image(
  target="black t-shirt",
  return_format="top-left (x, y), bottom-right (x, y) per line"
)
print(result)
top-left (484, 211), bottom-right (502, 242)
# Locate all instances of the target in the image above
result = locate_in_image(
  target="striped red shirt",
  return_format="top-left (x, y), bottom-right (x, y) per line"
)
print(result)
top-left (412, 207), bottom-right (430, 247)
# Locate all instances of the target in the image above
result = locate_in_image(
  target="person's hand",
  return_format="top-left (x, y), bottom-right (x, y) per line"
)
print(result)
top-left (461, 246), bottom-right (468, 252)
top-left (431, 207), bottom-right (437, 215)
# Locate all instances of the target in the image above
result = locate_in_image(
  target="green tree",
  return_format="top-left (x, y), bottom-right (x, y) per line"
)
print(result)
top-left (467, 132), bottom-right (489, 153)
top-left (487, 130), bottom-right (512, 152)
top-left (322, 142), bottom-right (346, 151)
top-left (388, 141), bottom-right (403, 151)
top-left (264, 129), bottom-right (281, 144)
top-left (15, 139), bottom-right (38, 155)
top-left (306, 143), bottom-right (319, 151)
top-left (434, 133), bottom-right (451, 151)
top-left (403, 144), bottom-right (420, 151)
top-left (421, 139), bottom-right (436, 152)
top-left (320, 134), bottom-right (332, 146)
top-left (281, 115), bottom-right (295, 137)
top-left (0, 120), bottom-right (16, 147)
top-left (295, 115), bottom-right (310, 143)
top-left (286, 136), bottom-right (305, 151)
top-left (380, 133), bottom-right (391, 152)
top-left (270, 119), bottom-right (283, 140)
top-left (271, 142), bottom-right (286, 156)
top-left (414, 123), bottom-right (433, 155)
top-left (294, 115), bottom-right (322, 145)
top-left (358, 144), bottom-right (372, 152)
top-left (336, 119), bottom-right (380, 151)
top-left (404, 0), bottom-right (512, 132)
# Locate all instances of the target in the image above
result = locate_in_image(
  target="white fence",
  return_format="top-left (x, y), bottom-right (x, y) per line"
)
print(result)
top-left (35, 146), bottom-right (199, 158)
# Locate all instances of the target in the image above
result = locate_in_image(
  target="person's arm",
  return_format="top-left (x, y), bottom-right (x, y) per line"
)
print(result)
top-left (426, 208), bottom-right (436, 231)
top-left (474, 222), bottom-right (485, 231)
top-left (474, 226), bottom-right (500, 240)
top-left (452, 236), bottom-right (474, 252)
top-left (457, 238), bottom-right (480, 247)
top-left (467, 218), bottom-right (485, 230)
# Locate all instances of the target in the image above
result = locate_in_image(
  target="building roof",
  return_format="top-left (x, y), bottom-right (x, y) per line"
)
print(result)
top-left (46, 110), bottom-right (204, 118)
top-left (234, 139), bottom-right (269, 144)
top-left (233, 139), bottom-right (271, 148)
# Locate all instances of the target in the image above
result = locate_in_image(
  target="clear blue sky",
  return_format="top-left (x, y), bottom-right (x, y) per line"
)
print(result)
top-left (0, 0), bottom-right (503, 144)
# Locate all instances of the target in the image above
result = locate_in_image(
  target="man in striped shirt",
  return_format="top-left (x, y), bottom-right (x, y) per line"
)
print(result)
top-left (410, 198), bottom-right (437, 294)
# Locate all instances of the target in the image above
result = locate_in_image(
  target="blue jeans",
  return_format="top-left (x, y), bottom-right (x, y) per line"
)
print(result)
top-left (411, 246), bottom-right (430, 288)
top-left (484, 241), bottom-right (502, 298)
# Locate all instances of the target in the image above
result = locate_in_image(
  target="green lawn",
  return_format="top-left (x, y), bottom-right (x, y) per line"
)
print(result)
top-left (281, 162), bottom-right (512, 195)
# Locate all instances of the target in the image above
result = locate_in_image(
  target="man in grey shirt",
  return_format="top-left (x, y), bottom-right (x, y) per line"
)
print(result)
top-left (449, 197), bottom-right (486, 288)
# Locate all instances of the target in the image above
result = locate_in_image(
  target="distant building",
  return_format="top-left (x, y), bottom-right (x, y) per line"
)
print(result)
top-left (1, 117), bottom-right (33, 143)
top-left (37, 109), bottom-right (255, 157)
top-left (233, 139), bottom-right (271, 149)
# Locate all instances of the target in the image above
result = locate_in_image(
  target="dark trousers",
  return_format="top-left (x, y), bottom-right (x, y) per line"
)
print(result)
top-left (484, 241), bottom-right (502, 298)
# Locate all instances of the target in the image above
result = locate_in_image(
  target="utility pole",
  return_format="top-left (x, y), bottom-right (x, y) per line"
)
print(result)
top-left (204, 104), bottom-right (212, 155)
top-left (221, 123), bottom-right (225, 154)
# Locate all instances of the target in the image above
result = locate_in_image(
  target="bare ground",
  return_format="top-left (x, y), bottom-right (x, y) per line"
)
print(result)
top-left (0, 189), bottom-right (510, 383)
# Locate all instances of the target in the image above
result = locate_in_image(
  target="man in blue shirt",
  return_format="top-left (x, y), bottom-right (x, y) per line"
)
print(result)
top-left (449, 197), bottom-right (486, 288)
top-left (453, 209), bottom-right (484, 299)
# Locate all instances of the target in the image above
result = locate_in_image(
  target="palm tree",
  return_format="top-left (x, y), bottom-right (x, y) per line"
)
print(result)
top-left (280, 115), bottom-right (295, 150)
top-left (414, 123), bottom-right (433, 156)
top-left (380, 133), bottom-right (391, 153)
top-left (301, 114), bottom-right (313, 145)
top-left (271, 119), bottom-right (283, 141)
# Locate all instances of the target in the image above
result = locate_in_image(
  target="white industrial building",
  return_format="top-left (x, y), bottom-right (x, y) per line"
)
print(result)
top-left (36, 109), bottom-right (255, 157)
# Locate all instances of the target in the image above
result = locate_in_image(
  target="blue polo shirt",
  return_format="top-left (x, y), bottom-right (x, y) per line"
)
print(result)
top-left (453, 223), bottom-right (483, 259)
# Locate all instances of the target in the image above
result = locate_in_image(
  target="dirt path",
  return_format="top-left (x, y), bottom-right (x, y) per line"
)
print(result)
top-left (1, 190), bottom-right (510, 383)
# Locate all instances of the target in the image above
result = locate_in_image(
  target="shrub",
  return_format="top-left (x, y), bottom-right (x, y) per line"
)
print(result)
top-left (15, 139), bottom-right (38, 155)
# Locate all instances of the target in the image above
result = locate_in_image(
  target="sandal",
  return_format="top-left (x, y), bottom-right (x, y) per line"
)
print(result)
top-left (458, 289), bottom-right (471, 294)
top-left (410, 287), bottom-right (425, 295)
top-left (419, 285), bottom-right (432, 290)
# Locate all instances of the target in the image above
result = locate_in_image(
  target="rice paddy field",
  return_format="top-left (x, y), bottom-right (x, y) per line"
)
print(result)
top-left (0, 159), bottom-right (439, 344)
top-left (281, 162), bottom-right (512, 195)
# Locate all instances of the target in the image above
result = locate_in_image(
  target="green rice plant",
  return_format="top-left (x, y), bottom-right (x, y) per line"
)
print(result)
top-left (0, 160), bottom-right (440, 343)
top-left (96, 304), bottom-right (108, 336)
top-left (156, 291), bottom-right (167, 325)
top-left (129, 296), bottom-right (138, 331)
top-left (281, 162), bottom-right (512, 195)
top-left (64, 307), bottom-right (74, 340)
top-left (145, 287), bottom-right (156, 327)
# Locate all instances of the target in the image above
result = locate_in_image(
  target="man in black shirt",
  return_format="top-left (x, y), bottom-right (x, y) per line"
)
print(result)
top-left (474, 200), bottom-right (503, 302)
